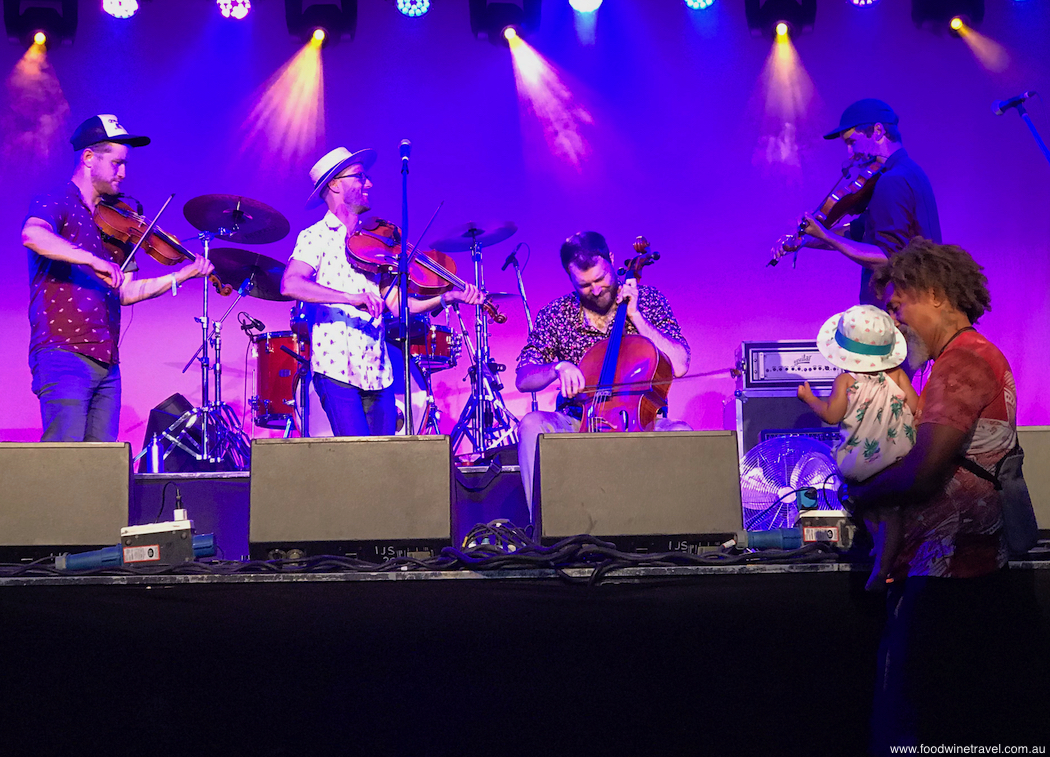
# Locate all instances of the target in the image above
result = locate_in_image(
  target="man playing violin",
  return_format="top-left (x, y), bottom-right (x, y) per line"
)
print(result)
top-left (514, 231), bottom-right (691, 512)
top-left (20, 115), bottom-right (214, 443)
top-left (773, 99), bottom-right (941, 309)
top-left (280, 146), bottom-right (482, 437)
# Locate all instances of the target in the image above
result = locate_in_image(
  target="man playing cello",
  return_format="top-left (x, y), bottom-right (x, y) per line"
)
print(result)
top-left (515, 231), bottom-right (691, 512)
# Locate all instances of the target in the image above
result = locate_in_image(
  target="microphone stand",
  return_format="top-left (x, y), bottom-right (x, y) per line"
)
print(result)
top-left (399, 143), bottom-right (413, 435)
top-left (505, 246), bottom-right (538, 413)
top-left (1010, 103), bottom-right (1050, 167)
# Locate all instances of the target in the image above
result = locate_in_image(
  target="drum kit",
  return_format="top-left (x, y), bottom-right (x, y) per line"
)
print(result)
top-left (143, 192), bottom-right (523, 470)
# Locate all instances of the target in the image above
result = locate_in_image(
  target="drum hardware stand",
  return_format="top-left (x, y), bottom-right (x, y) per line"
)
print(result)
top-left (447, 235), bottom-right (519, 458)
top-left (503, 242), bottom-right (538, 413)
top-left (162, 230), bottom-right (251, 470)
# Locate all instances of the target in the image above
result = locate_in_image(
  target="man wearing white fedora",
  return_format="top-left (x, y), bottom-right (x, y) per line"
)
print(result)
top-left (280, 146), bottom-right (481, 436)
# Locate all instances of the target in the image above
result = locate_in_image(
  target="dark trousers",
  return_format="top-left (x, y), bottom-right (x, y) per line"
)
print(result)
top-left (872, 570), bottom-right (1047, 755)
top-left (313, 373), bottom-right (396, 437)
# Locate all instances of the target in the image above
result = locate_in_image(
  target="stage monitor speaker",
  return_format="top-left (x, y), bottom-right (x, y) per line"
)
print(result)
top-left (249, 436), bottom-right (453, 560)
top-left (535, 431), bottom-right (742, 542)
top-left (0, 442), bottom-right (130, 560)
top-left (1017, 427), bottom-right (1050, 529)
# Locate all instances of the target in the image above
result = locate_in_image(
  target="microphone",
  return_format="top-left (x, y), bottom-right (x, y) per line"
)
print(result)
top-left (399, 139), bottom-right (412, 162)
top-left (992, 91), bottom-right (1036, 116)
top-left (501, 242), bottom-right (523, 271)
top-left (240, 310), bottom-right (265, 331)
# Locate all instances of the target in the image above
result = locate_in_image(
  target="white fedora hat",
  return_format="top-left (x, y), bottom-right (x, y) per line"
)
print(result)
top-left (305, 146), bottom-right (377, 210)
top-left (817, 304), bottom-right (908, 372)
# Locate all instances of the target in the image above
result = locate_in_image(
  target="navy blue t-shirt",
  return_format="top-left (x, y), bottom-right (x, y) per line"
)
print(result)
top-left (858, 148), bottom-right (941, 306)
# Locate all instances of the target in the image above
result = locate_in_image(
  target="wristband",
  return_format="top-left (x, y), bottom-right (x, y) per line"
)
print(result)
top-left (170, 274), bottom-right (178, 296)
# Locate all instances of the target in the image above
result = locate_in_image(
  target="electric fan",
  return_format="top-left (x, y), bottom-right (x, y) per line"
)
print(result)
top-left (739, 436), bottom-right (842, 531)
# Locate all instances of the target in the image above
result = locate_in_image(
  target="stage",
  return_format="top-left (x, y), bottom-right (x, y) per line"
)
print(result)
top-left (2, 562), bottom-right (1048, 756)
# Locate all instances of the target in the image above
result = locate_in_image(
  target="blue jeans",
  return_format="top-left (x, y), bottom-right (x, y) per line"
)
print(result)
top-left (313, 373), bottom-right (396, 437)
top-left (29, 348), bottom-right (121, 442)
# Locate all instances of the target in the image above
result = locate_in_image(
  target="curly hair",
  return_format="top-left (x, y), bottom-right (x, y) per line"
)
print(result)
top-left (872, 237), bottom-right (991, 323)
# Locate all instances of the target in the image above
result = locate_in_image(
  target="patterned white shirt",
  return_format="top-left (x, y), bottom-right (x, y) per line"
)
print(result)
top-left (290, 212), bottom-right (392, 391)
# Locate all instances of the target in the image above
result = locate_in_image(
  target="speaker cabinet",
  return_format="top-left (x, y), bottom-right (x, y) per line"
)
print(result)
top-left (249, 436), bottom-right (453, 560)
top-left (0, 442), bottom-right (130, 558)
top-left (535, 431), bottom-right (742, 540)
top-left (1018, 427), bottom-right (1050, 529)
top-left (735, 394), bottom-right (838, 457)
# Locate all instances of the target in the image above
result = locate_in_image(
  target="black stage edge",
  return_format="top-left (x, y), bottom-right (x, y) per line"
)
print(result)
top-left (1, 566), bottom-right (1048, 756)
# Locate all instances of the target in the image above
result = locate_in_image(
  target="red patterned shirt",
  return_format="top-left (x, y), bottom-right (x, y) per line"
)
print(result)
top-left (894, 330), bottom-right (1015, 579)
top-left (25, 183), bottom-right (135, 365)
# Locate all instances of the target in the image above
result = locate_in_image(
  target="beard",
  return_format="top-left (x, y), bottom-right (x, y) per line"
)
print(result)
top-left (902, 324), bottom-right (931, 370)
top-left (582, 287), bottom-right (616, 315)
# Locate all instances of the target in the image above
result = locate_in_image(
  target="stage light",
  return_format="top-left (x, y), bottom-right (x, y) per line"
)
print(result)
top-left (103, 0), bottom-right (138, 18)
top-left (850, 0), bottom-right (878, 5)
top-left (4, 0), bottom-right (78, 48)
top-left (218, 0), bottom-right (251, 19)
top-left (470, 0), bottom-right (540, 45)
top-left (286, 1), bottom-right (357, 45)
top-left (950, 15), bottom-right (963, 29)
top-left (745, 0), bottom-right (816, 39)
top-left (685, 0), bottom-right (714, 9)
top-left (569, 0), bottom-right (602, 12)
top-left (312, 27), bottom-right (325, 43)
top-left (507, 33), bottom-right (593, 170)
top-left (397, 0), bottom-right (430, 16)
top-left (775, 21), bottom-right (788, 35)
top-left (503, 26), bottom-right (517, 40)
top-left (911, 0), bottom-right (983, 30)
top-left (33, 30), bottom-right (45, 45)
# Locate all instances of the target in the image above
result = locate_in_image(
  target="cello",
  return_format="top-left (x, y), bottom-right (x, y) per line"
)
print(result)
top-left (576, 236), bottom-right (674, 433)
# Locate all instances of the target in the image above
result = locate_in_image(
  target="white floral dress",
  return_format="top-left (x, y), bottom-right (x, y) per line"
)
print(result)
top-left (836, 371), bottom-right (916, 482)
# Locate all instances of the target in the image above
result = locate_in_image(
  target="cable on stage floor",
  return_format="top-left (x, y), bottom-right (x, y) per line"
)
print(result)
top-left (0, 521), bottom-right (841, 585)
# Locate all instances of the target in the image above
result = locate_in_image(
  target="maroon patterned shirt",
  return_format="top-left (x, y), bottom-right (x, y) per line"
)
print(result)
top-left (517, 283), bottom-right (689, 412)
top-left (25, 183), bottom-right (135, 365)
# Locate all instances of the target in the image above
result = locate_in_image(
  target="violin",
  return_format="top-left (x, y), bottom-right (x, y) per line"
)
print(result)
top-left (345, 218), bottom-right (507, 324)
top-left (769, 154), bottom-right (887, 267)
top-left (576, 236), bottom-right (673, 433)
top-left (94, 198), bottom-right (233, 296)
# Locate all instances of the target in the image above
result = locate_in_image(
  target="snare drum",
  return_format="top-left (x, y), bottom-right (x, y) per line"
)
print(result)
top-left (384, 315), bottom-right (459, 371)
top-left (253, 331), bottom-right (310, 428)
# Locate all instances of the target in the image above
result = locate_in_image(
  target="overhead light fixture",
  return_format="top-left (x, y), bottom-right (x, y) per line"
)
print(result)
top-left (286, 0), bottom-right (357, 45)
top-left (745, 0), bottom-right (815, 38)
top-left (397, 0), bottom-right (430, 17)
top-left (4, 0), bottom-right (78, 48)
top-left (911, 0), bottom-right (984, 29)
top-left (569, 0), bottom-right (602, 12)
top-left (849, 0), bottom-right (879, 6)
top-left (218, 0), bottom-right (251, 19)
top-left (469, 0), bottom-right (541, 45)
top-left (102, 0), bottom-right (138, 18)
top-left (685, 0), bottom-right (715, 9)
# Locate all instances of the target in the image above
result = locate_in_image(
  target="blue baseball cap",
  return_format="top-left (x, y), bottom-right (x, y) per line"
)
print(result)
top-left (824, 99), bottom-right (899, 140)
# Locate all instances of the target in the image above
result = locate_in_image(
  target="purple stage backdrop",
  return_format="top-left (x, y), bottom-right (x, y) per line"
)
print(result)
top-left (0, 0), bottom-right (1047, 451)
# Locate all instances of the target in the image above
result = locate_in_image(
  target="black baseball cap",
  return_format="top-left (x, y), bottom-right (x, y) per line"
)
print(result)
top-left (70, 114), bottom-right (151, 151)
top-left (823, 99), bottom-right (899, 140)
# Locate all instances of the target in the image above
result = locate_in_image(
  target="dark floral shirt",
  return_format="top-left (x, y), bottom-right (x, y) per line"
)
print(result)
top-left (25, 183), bottom-right (135, 365)
top-left (517, 283), bottom-right (689, 411)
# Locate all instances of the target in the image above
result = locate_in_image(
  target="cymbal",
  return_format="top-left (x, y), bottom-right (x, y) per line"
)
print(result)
top-left (431, 220), bottom-right (517, 252)
top-left (184, 194), bottom-right (290, 245)
top-left (209, 247), bottom-right (289, 301)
